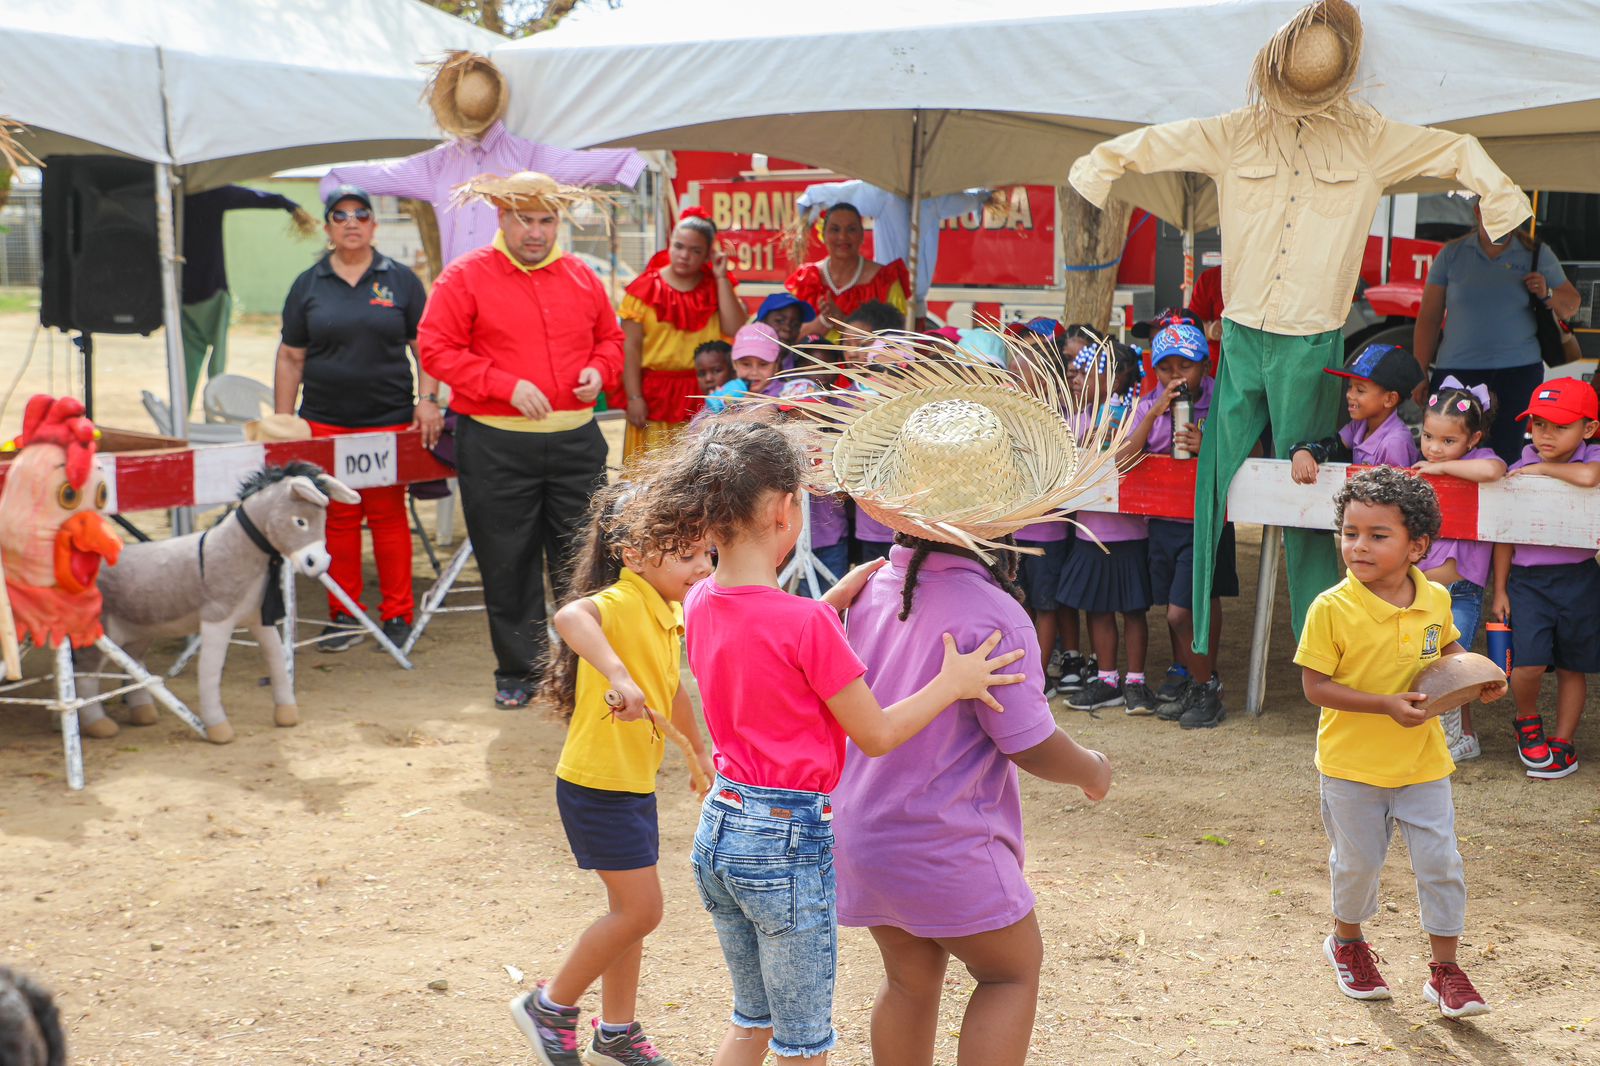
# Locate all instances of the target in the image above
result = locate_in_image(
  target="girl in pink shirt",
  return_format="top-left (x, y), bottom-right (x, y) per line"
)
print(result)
top-left (629, 416), bottom-right (1027, 1066)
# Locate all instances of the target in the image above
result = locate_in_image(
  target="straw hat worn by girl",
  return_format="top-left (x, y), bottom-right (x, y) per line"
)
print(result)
top-left (424, 51), bottom-right (508, 139)
top-left (773, 331), bottom-right (1137, 558)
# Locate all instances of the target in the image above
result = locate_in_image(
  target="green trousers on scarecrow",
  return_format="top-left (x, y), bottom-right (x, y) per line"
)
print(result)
top-left (1190, 320), bottom-right (1345, 652)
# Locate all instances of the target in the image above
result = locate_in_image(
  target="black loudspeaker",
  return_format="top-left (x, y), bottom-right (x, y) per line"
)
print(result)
top-left (40, 156), bottom-right (162, 335)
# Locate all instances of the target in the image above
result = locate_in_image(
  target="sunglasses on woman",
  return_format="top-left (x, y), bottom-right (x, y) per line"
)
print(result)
top-left (329, 208), bottom-right (373, 223)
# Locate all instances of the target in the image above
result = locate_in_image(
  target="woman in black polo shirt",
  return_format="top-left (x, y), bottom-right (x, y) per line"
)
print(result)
top-left (274, 185), bottom-right (439, 650)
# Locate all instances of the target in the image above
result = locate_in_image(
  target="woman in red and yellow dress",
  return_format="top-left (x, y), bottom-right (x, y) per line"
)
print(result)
top-left (785, 202), bottom-right (909, 340)
top-left (619, 209), bottom-right (744, 461)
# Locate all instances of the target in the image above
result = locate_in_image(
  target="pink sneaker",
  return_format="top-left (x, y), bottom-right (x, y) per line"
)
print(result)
top-left (1424, 961), bottom-right (1490, 1019)
top-left (1323, 934), bottom-right (1391, 1000)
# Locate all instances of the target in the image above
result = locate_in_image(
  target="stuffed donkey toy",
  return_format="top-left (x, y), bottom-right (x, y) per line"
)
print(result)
top-left (78, 462), bottom-right (358, 743)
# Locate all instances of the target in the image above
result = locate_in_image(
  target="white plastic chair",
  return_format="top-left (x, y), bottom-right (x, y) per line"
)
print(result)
top-left (141, 390), bottom-right (245, 444)
top-left (202, 374), bottom-right (275, 425)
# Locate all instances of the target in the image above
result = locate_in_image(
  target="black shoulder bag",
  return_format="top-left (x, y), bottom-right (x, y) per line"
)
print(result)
top-left (1528, 236), bottom-right (1572, 367)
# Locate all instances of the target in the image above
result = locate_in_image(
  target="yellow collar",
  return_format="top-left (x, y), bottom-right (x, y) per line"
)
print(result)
top-left (493, 229), bottom-right (563, 273)
top-left (1348, 566), bottom-right (1432, 623)
top-left (618, 568), bottom-right (683, 633)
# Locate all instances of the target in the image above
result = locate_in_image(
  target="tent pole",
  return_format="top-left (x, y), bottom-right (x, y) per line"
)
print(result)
top-left (155, 162), bottom-right (191, 534)
top-left (905, 109), bottom-right (923, 330)
top-left (1181, 174), bottom-right (1196, 305)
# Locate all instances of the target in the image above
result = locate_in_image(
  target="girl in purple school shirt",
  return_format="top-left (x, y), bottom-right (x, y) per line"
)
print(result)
top-left (1414, 379), bottom-right (1507, 762)
top-left (830, 358), bottom-right (1112, 1066)
top-left (1058, 341), bottom-right (1156, 715)
top-left (1011, 319), bottom-right (1089, 690)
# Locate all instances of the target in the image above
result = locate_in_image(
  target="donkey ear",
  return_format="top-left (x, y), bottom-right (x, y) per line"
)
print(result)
top-left (318, 476), bottom-right (361, 505)
top-left (287, 475), bottom-right (329, 508)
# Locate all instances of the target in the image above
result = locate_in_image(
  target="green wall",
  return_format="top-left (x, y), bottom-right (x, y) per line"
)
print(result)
top-left (216, 177), bottom-right (325, 317)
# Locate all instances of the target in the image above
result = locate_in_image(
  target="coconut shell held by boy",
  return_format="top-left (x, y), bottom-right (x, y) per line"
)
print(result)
top-left (1412, 652), bottom-right (1506, 715)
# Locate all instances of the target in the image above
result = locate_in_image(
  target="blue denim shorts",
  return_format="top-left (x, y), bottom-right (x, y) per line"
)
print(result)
top-left (1446, 578), bottom-right (1484, 653)
top-left (691, 775), bottom-right (837, 1058)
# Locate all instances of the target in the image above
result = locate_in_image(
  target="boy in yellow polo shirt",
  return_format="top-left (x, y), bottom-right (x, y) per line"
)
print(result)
top-left (1295, 467), bottom-right (1505, 1020)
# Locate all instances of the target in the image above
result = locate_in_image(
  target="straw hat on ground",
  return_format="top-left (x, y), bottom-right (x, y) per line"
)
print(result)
top-left (451, 171), bottom-right (619, 219)
top-left (1249, 0), bottom-right (1363, 120)
top-left (765, 329), bottom-right (1136, 557)
top-left (423, 51), bottom-right (508, 139)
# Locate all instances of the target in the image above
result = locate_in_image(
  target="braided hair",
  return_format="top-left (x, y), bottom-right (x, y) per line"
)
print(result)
top-left (894, 533), bottom-right (1025, 621)
top-left (539, 482), bottom-right (639, 718)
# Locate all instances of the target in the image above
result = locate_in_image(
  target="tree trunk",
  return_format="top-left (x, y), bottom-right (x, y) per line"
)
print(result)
top-left (1060, 186), bottom-right (1131, 332)
top-left (402, 198), bottom-right (444, 286)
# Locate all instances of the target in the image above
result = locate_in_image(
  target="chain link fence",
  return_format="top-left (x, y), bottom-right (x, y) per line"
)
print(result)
top-left (0, 183), bottom-right (42, 288)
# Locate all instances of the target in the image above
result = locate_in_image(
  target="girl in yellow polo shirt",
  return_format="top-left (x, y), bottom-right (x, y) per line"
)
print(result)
top-left (511, 483), bottom-right (715, 1066)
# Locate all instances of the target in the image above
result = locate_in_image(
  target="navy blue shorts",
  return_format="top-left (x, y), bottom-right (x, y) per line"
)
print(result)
top-left (1147, 518), bottom-right (1239, 608)
top-left (1506, 561), bottom-right (1600, 674)
top-left (555, 778), bottom-right (660, 871)
top-left (1057, 537), bottom-right (1152, 614)
top-left (1017, 537), bottom-right (1071, 612)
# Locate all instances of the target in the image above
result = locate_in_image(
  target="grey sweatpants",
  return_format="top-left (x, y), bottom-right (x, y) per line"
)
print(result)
top-left (1319, 774), bottom-right (1467, 937)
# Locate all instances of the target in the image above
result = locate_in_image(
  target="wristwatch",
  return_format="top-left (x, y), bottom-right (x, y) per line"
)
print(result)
top-left (419, 393), bottom-right (438, 404)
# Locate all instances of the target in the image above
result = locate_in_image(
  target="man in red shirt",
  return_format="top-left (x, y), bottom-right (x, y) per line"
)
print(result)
top-left (1189, 263), bottom-right (1225, 366)
top-left (420, 172), bottom-right (623, 708)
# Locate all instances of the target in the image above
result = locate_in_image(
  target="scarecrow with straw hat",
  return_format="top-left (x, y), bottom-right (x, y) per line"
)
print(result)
top-left (1069, 0), bottom-right (1532, 649)
top-left (320, 51), bottom-right (645, 268)
top-left (417, 170), bottom-right (625, 710)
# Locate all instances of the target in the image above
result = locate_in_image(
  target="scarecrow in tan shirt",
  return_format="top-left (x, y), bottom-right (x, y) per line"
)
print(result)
top-left (1070, 0), bottom-right (1530, 650)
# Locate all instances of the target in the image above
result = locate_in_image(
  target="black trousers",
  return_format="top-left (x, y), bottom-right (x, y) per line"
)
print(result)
top-left (1429, 361), bottom-right (1542, 467)
top-left (455, 416), bottom-right (607, 688)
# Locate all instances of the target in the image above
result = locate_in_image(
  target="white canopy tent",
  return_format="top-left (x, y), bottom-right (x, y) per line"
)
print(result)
top-left (0, 0), bottom-right (501, 431)
top-left (493, 0), bottom-right (1600, 303)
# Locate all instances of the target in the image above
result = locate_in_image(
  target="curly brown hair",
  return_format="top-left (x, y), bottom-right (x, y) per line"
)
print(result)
top-left (626, 415), bottom-right (810, 557)
top-left (1334, 465), bottom-right (1441, 541)
top-left (539, 482), bottom-right (639, 718)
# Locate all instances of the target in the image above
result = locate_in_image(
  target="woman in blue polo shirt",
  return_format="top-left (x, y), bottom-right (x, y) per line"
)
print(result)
top-left (1413, 199), bottom-right (1582, 464)
top-left (274, 185), bottom-right (439, 651)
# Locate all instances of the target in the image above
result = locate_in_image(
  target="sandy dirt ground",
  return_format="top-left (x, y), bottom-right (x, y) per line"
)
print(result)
top-left (1, 307), bottom-right (1597, 1065)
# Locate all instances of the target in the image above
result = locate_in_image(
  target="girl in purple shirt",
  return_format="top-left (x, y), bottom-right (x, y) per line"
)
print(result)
top-left (1413, 380), bottom-right (1507, 762)
top-left (1058, 343), bottom-right (1156, 714)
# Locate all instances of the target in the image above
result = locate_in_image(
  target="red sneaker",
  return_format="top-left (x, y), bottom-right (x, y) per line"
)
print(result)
top-left (1323, 935), bottom-right (1391, 1000)
top-left (1514, 715), bottom-right (1554, 769)
top-left (1424, 961), bottom-right (1490, 1018)
top-left (1527, 738), bottom-right (1578, 780)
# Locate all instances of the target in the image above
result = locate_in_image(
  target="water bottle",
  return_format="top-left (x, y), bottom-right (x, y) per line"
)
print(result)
top-left (1171, 386), bottom-right (1193, 461)
top-left (1485, 621), bottom-right (1513, 675)
top-left (1101, 396), bottom-right (1129, 451)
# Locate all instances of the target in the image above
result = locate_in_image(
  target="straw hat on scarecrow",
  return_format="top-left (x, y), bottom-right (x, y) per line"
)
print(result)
top-left (1249, 0), bottom-right (1363, 121)
top-left (450, 170), bottom-right (620, 220)
top-left (762, 329), bottom-right (1136, 558)
top-left (0, 117), bottom-right (41, 173)
top-left (423, 51), bottom-right (508, 140)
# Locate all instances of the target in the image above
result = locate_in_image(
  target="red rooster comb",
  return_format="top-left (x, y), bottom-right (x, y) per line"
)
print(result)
top-left (18, 394), bottom-right (97, 489)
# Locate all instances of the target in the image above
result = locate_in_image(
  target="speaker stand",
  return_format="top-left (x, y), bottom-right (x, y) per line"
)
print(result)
top-left (73, 333), bottom-right (94, 418)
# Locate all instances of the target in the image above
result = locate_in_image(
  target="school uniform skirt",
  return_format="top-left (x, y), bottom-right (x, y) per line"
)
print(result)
top-left (1056, 537), bottom-right (1153, 614)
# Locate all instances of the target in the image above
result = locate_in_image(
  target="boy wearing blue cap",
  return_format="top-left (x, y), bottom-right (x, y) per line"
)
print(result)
top-left (1290, 343), bottom-right (1423, 481)
top-left (754, 292), bottom-right (816, 348)
top-left (1125, 323), bottom-right (1236, 728)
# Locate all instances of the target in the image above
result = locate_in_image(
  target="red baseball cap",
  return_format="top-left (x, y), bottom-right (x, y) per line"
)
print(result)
top-left (1516, 377), bottom-right (1599, 424)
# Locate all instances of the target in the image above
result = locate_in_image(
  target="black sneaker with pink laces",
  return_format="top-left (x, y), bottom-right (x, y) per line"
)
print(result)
top-left (510, 985), bottom-right (580, 1066)
top-left (583, 1020), bottom-right (673, 1066)
top-left (1424, 960), bottom-right (1490, 1018)
top-left (1323, 934), bottom-right (1391, 1000)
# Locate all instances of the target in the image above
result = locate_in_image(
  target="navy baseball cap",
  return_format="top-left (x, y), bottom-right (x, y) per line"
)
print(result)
top-left (323, 184), bottom-right (373, 219)
top-left (1326, 342), bottom-right (1423, 395)
top-left (1151, 323), bottom-right (1208, 364)
top-left (756, 292), bottom-right (816, 324)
